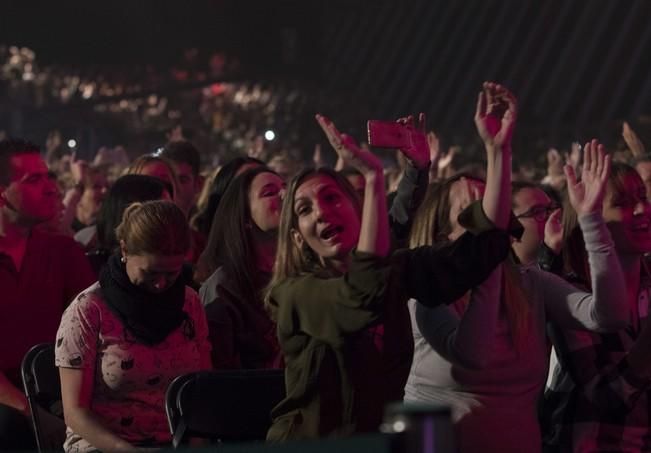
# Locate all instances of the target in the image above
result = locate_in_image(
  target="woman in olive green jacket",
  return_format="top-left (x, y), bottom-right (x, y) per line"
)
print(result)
top-left (265, 88), bottom-right (515, 441)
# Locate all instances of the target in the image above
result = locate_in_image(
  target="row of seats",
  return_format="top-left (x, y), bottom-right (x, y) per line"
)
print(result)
top-left (21, 343), bottom-right (286, 451)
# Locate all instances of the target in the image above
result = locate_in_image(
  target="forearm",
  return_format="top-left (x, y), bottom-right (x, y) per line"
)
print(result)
top-left (388, 163), bottom-right (428, 226)
top-left (482, 145), bottom-right (511, 230)
top-left (65, 407), bottom-right (135, 451)
top-left (581, 212), bottom-right (628, 328)
top-left (61, 188), bottom-right (82, 230)
top-left (358, 172), bottom-right (390, 257)
top-left (0, 372), bottom-right (29, 415)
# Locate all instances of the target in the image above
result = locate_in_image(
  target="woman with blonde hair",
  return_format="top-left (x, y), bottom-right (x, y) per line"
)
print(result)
top-left (56, 200), bottom-right (211, 452)
top-left (264, 86), bottom-right (516, 442)
top-left (405, 127), bottom-right (628, 453)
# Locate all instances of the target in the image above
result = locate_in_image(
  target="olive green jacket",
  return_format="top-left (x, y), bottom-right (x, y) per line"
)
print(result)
top-left (266, 202), bottom-right (514, 441)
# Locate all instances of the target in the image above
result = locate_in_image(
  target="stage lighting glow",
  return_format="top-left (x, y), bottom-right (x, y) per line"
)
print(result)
top-left (68, 139), bottom-right (77, 148)
top-left (264, 130), bottom-right (275, 141)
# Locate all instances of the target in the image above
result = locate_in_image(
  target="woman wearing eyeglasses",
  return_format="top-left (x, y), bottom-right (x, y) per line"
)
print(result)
top-left (405, 119), bottom-right (628, 453)
top-left (511, 181), bottom-right (562, 267)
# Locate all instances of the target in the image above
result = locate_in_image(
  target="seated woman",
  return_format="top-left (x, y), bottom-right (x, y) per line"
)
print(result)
top-left (264, 110), bottom-right (512, 441)
top-left (198, 166), bottom-right (285, 369)
top-left (56, 200), bottom-right (211, 452)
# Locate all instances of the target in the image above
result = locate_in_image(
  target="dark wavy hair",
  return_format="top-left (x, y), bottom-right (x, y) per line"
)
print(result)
top-left (191, 156), bottom-right (264, 237)
top-left (195, 166), bottom-right (280, 302)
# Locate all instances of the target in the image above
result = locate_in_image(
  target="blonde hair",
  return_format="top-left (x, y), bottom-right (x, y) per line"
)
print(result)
top-left (264, 168), bottom-right (361, 316)
top-left (116, 200), bottom-right (190, 256)
top-left (124, 154), bottom-right (179, 199)
top-left (409, 175), bottom-right (530, 349)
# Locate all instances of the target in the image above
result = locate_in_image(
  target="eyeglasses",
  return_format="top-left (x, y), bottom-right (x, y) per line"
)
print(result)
top-left (516, 205), bottom-right (559, 222)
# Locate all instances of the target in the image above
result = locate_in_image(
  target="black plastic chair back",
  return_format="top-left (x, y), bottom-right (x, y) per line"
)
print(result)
top-left (166, 369), bottom-right (285, 448)
top-left (21, 343), bottom-right (64, 452)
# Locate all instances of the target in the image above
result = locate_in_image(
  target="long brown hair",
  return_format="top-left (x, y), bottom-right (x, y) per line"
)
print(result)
top-left (264, 167), bottom-right (361, 315)
top-left (409, 173), bottom-right (482, 247)
top-left (195, 166), bottom-right (280, 303)
top-left (409, 174), bottom-right (530, 348)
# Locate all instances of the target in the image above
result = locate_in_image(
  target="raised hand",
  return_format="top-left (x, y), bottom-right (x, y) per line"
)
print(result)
top-left (427, 131), bottom-right (440, 182)
top-left (474, 82), bottom-right (517, 150)
top-left (544, 208), bottom-right (564, 254)
top-left (547, 148), bottom-right (564, 177)
top-left (316, 114), bottom-right (382, 177)
top-left (567, 142), bottom-right (582, 172)
top-left (70, 152), bottom-right (89, 186)
top-left (312, 144), bottom-right (325, 168)
top-left (623, 121), bottom-right (645, 158)
top-left (396, 113), bottom-right (430, 170)
top-left (564, 139), bottom-right (611, 217)
top-left (437, 146), bottom-right (458, 179)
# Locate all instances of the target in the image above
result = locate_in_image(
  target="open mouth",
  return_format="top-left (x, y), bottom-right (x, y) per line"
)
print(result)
top-left (320, 224), bottom-right (344, 241)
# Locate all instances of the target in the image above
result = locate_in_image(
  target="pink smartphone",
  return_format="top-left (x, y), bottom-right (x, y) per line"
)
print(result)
top-left (367, 120), bottom-right (411, 149)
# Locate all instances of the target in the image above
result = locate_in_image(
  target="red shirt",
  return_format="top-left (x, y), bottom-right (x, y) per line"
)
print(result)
top-left (0, 229), bottom-right (95, 386)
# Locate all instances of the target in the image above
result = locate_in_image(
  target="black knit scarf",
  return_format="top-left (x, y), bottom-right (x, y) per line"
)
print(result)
top-left (99, 254), bottom-right (187, 346)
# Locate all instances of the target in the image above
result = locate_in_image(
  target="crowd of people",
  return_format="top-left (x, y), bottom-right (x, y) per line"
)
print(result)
top-left (2, 79), bottom-right (651, 453)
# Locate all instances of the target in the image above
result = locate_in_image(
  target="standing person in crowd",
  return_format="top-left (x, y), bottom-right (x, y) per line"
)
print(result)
top-left (56, 200), bottom-right (211, 452)
top-left (264, 104), bottom-right (513, 441)
top-left (406, 123), bottom-right (627, 453)
top-left (199, 166), bottom-right (285, 369)
top-left (83, 174), bottom-right (173, 275)
top-left (543, 162), bottom-right (651, 452)
top-left (0, 139), bottom-right (95, 450)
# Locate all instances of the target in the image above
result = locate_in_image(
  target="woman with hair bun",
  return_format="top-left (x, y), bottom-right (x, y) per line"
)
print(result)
top-left (56, 200), bottom-right (211, 452)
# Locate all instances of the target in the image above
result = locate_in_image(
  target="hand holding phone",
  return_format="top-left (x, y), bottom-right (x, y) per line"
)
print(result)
top-left (367, 113), bottom-right (430, 169)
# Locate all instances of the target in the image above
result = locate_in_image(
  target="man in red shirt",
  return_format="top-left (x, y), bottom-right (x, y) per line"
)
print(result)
top-left (0, 139), bottom-right (95, 449)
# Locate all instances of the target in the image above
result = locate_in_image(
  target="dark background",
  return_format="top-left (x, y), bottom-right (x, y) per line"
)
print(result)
top-left (1, 0), bottom-right (651, 158)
